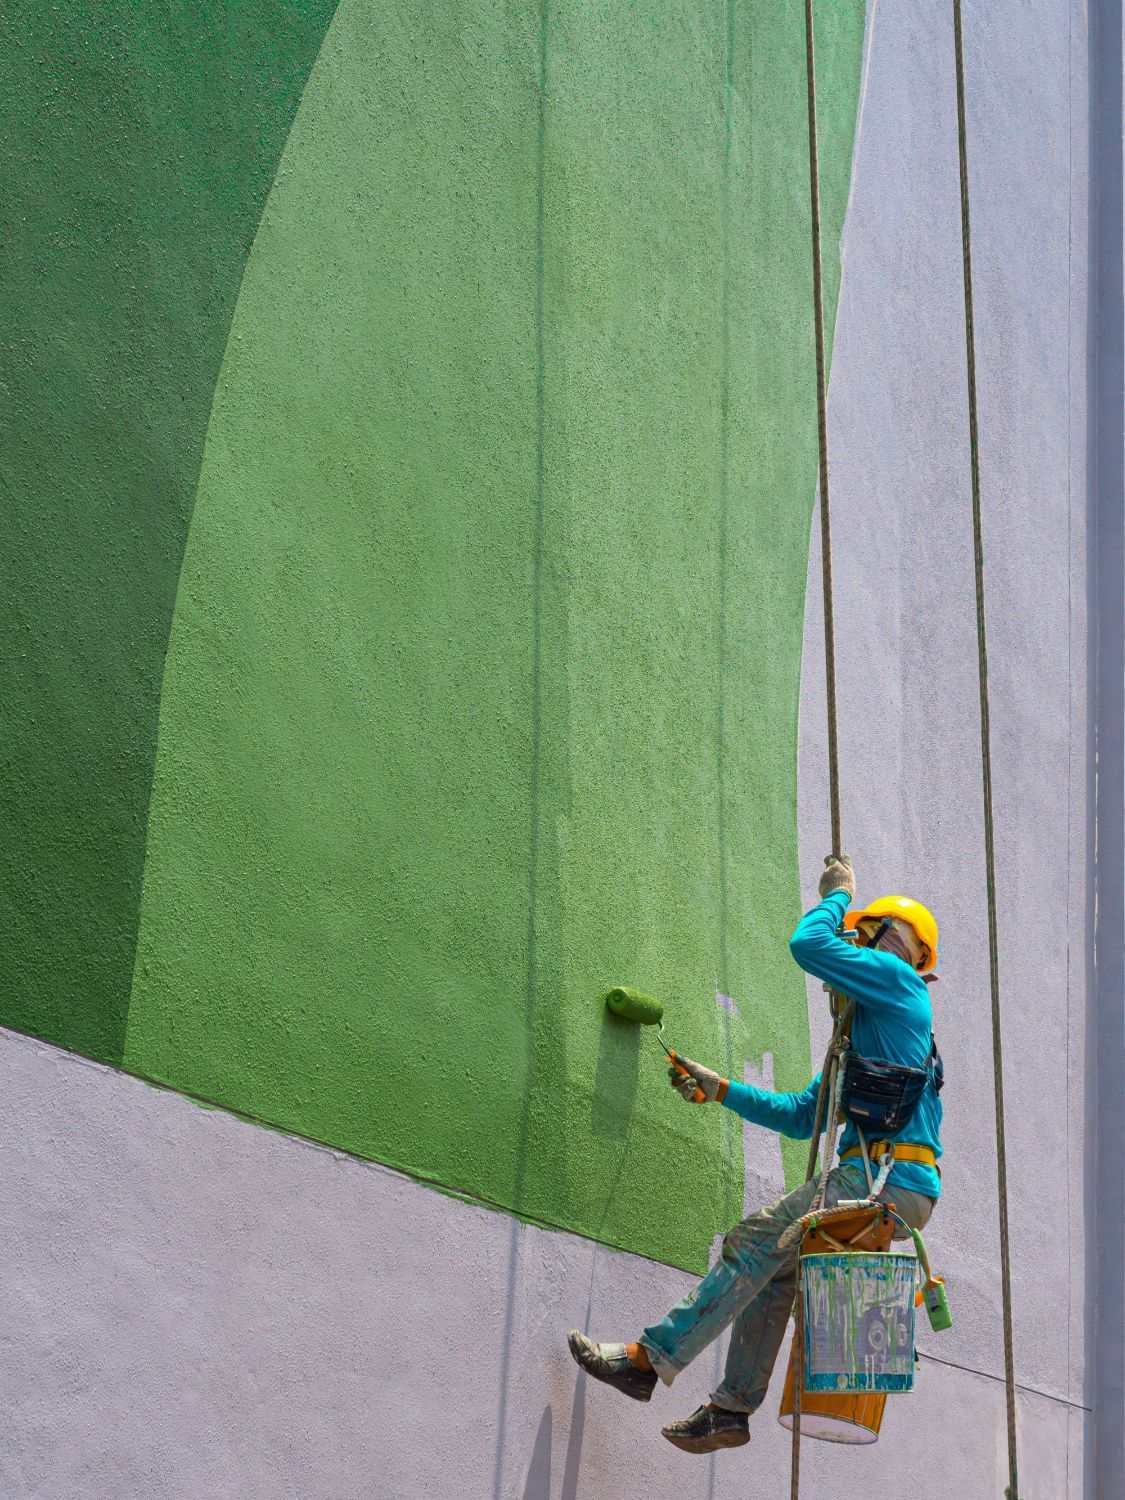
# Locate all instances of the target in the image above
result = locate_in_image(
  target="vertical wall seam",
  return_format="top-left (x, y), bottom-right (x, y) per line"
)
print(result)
top-left (524, 0), bottom-right (550, 1195)
top-left (1068, 0), bottom-right (1080, 1464)
top-left (723, 0), bottom-right (741, 1008)
top-left (717, 0), bottom-right (736, 1228)
top-left (490, 14), bottom-right (551, 1495)
top-left (1087, 1), bottom-right (1125, 1495)
top-left (838, 0), bottom-right (879, 265)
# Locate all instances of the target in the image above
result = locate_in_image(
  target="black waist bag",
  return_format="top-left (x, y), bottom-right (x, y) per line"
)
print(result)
top-left (842, 1037), bottom-right (943, 1135)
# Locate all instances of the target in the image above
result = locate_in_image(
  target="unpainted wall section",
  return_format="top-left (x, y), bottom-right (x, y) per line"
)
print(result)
top-left (798, 0), bottom-right (1090, 1480)
top-left (0, 1027), bottom-right (1083, 1499)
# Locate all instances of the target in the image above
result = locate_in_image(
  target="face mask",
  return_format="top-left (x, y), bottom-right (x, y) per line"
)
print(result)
top-left (861, 918), bottom-right (917, 968)
top-left (880, 928), bottom-right (916, 966)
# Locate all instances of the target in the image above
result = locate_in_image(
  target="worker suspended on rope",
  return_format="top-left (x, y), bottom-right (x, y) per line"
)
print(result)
top-left (567, 855), bottom-right (944, 1455)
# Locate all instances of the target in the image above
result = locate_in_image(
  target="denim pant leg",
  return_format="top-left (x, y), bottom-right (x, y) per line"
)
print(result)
top-left (712, 1165), bottom-right (932, 1412)
top-left (710, 1261), bottom-right (796, 1413)
top-left (639, 1175), bottom-right (822, 1384)
top-left (640, 1164), bottom-right (870, 1391)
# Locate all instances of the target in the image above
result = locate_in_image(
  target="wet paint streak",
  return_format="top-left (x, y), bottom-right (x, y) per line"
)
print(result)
top-left (803, 1253), bottom-right (917, 1393)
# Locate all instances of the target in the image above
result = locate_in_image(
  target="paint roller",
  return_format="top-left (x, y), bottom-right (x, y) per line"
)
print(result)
top-left (603, 986), bottom-right (706, 1104)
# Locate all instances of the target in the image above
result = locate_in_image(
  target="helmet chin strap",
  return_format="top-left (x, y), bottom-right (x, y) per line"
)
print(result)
top-left (861, 917), bottom-right (893, 950)
top-left (863, 918), bottom-right (919, 969)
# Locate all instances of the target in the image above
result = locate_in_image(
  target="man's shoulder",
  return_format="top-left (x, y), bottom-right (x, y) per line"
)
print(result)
top-left (860, 951), bottom-right (933, 1022)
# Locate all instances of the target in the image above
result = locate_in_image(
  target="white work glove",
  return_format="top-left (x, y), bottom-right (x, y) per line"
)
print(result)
top-left (818, 853), bottom-right (856, 900)
top-left (667, 1054), bottom-right (727, 1104)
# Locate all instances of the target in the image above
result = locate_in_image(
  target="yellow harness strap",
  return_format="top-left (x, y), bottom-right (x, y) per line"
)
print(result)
top-left (841, 1141), bottom-right (938, 1168)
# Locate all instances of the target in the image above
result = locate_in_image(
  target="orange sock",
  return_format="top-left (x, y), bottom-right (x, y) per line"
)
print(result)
top-left (625, 1342), bottom-right (653, 1373)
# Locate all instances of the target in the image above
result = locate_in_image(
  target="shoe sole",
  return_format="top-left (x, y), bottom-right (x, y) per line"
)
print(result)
top-left (661, 1428), bottom-right (750, 1454)
top-left (566, 1331), bottom-right (655, 1404)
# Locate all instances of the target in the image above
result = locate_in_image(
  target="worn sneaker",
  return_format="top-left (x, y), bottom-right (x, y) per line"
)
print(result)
top-left (566, 1330), bottom-right (658, 1403)
top-left (661, 1405), bottom-right (750, 1453)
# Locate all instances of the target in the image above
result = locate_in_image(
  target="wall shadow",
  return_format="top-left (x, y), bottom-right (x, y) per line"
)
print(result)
top-left (591, 1011), bottom-right (641, 1139)
top-left (559, 1367), bottom-right (586, 1500)
top-left (520, 1405), bottom-right (553, 1499)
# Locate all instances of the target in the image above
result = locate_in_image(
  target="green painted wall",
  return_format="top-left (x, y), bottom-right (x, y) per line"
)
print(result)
top-left (0, 0), bottom-right (339, 1061)
top-left (3, 1), bottom-right (864, 1272)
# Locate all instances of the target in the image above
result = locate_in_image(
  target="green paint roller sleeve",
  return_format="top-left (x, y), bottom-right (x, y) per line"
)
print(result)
top-left (604, 987), bottom-right (664, 1025)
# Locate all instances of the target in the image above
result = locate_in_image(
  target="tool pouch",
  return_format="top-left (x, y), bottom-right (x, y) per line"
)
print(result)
top-left (841, 1038), bottom-right (941, 1135)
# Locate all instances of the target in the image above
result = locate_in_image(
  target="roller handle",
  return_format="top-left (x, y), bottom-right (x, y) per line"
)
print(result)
top-left (665, 1047), bottom-right (706, 1105)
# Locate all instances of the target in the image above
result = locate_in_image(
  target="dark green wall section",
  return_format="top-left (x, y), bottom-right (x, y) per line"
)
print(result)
top-left (120, 0), bottom-right (866, 1271)
top-left (0, 2), bottom-right (338, 1061)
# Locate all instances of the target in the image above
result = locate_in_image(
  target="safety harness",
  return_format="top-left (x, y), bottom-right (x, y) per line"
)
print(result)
top-left (841, 1140), bottom-right (938, 1169)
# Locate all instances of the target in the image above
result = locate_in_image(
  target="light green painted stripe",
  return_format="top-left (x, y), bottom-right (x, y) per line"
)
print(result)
top-left (125, 0), bottom-right (865, 1273)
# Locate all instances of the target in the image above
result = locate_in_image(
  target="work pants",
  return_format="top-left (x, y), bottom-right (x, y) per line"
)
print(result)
top-left (639, 1163), bottom-right (934, 1414)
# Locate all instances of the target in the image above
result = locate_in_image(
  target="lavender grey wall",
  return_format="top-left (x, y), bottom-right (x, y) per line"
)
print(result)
top-left (1087, 1), bottom-right (1125, 1495)
top-left (798, 3), bottom-right (1091, 1491)
top-left (0, 1027), bottom-right (1080, 1499)
top-left (2, 3), bottom-right (1113, 1497)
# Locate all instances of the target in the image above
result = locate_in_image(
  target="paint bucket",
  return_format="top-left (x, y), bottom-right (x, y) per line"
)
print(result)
top-left (777, 1340), bottom-right (886, 1444)
top-left (801, 1251), bottom-right (917, 1393)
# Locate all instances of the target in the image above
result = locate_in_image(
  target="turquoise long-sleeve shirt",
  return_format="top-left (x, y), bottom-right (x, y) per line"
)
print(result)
top-left (721, 889), bottom-right (943, 1199)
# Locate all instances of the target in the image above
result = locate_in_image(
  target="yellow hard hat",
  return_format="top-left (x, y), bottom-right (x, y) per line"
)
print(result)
top-left (844, 896), bottom-right (939, 973)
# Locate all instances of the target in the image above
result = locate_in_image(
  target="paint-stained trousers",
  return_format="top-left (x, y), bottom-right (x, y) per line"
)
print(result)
top-left (639, 1163), bottom-right (935, 1414)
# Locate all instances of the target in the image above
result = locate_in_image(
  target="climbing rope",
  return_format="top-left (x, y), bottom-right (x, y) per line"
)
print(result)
top-left (951, 4), bottom-right (1020, 1495)
top-left (792, 1), bottom-right (842, 1489)
top-left (792, 993), bottom-right (850, 1496)
top-left (791, 8), bottom-right (1019, 1498)
top-left (802, 0), bottom-right (843, 858)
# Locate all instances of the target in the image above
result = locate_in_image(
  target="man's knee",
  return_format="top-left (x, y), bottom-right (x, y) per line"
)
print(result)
top-left (721, 1180), bottom-right (819, 1268)
top-left (721, 1218), bottom-right (794, 1272)
top-left (720, 1208), bottom-right (776, 1259)
top-left (720, 1221), bottom-right (760, 1269)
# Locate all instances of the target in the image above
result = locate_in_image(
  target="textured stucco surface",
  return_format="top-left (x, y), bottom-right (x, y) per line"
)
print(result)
top-left (119, 0), bottom-right (866, 1271)
top-left (0, 0), bottom-right (339, 1063)
top-left (1, 0), bottom-right (1116, 1495)
top-left (0, 1027), bottom-right (1084, 1500)
top-left (797, 0), bottom-right (1093, 1479)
